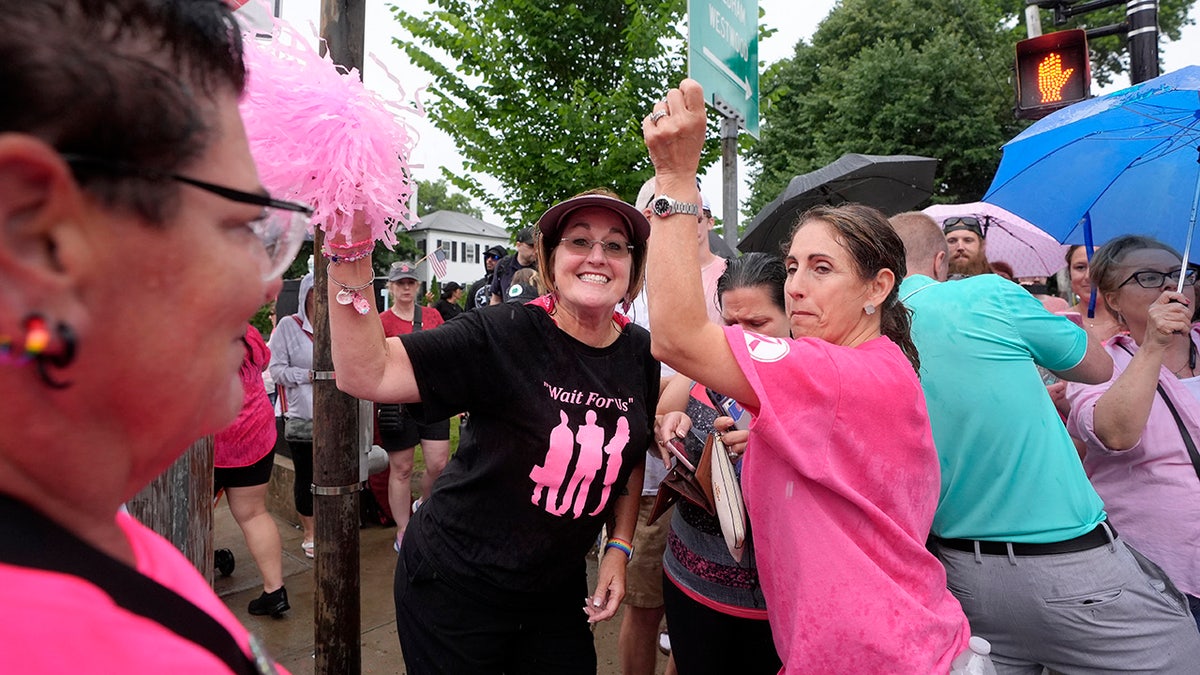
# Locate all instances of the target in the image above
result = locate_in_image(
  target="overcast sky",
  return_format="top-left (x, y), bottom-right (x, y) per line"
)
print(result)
top-left (274, 0), bottom-right (1200, 227)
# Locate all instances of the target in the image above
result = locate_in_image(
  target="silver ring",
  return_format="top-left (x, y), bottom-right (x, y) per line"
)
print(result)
top-left (649, 111), bottom-right (668, 124)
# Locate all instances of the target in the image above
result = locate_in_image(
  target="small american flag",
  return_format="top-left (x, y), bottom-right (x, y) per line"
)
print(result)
top-left (429, 247), bottom-right (449, 279)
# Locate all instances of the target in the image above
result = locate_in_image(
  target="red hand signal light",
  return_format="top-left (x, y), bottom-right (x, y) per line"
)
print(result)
top-left (1015, 29), bottom-right (1090, 119)
top-left (1036, 53), bottom-right (1075, 103)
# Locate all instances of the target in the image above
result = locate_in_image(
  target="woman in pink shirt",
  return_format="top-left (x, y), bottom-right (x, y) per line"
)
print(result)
top-left (215, 325), bottom-right (289, 617)
top-left (0, 1), bottom-right (295, 671)
top-left (1066, 234), bottom-right (1200, 627)
top-left (640, 79), bottom-right (973, 672)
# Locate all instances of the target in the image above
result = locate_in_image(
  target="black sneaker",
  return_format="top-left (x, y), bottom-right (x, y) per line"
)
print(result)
top-left (248, 586), bottom-right (290, 617)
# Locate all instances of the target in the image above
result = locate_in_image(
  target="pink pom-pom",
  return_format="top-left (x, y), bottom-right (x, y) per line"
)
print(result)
top-left (239, 16), bottom-right (422, 247)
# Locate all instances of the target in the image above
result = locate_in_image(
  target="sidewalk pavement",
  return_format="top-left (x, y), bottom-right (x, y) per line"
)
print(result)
top-left (213, 497), bottom-right (666, 674)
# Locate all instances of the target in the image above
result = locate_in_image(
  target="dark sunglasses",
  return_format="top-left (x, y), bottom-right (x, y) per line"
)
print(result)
top-left (943, 216), bottom-right (987, 238)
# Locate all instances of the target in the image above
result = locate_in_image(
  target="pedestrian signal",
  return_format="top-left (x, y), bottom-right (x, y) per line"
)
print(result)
top-left (1015, 29), bottom-right (1090, 120)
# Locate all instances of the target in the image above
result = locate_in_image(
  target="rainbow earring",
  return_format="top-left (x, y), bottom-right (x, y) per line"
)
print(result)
top-left (0, 315), bottom-right (48, 365)
top-left (1, 315), bottom-right (76, 388)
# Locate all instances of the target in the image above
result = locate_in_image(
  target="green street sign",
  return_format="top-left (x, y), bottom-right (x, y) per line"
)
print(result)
top-left (688, 0), bottom-right (759, 138)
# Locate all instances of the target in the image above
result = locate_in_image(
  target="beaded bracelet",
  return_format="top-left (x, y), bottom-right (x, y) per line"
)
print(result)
top-left (327, 264), bottom-right (373, 315)
top-left (604, 537), bottom-right (634, 561)
top-left (325, 237), bottom-right (374, 251)
top-left (321, 246), bottom-right (373, 264)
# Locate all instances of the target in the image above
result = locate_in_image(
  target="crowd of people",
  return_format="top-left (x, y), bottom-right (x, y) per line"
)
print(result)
top-left (4, 2), bottom-right (1200, 674)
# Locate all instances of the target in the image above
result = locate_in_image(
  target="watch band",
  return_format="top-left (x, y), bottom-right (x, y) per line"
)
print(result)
top-left (651, 196), bottom-right (701, 219)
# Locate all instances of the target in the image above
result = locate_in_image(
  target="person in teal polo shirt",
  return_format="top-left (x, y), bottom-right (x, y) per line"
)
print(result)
top-left (890, 212), bottom-right (1200, 674)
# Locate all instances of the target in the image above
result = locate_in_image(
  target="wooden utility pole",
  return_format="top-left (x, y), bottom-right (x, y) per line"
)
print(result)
top-left (314, 2), bottom-right (366, 673)
top-left (128, 437), bottom-right (214, 581)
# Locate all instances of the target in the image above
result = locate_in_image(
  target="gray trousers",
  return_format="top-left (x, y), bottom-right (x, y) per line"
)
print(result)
top-left (934, 535), bottom-right (1200, 674)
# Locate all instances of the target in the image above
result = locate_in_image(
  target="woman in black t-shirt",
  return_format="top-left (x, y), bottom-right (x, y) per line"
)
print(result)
top-left (326, 190), bottom-right (658, 674)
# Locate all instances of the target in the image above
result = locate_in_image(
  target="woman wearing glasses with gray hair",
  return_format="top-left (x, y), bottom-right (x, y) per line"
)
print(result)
top-left (1066, 234), bottom-right (1200, 628)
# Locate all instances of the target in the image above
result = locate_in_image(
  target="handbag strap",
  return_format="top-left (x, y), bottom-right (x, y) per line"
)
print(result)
top-left (291, 314), bottom-right (313, 341)
top-left (0, 494), bottom-right (268, 674)
top-left (1115, 342), bottom-right (1200, 482)
top-left (1152, 383), bottom-right (1200, 482)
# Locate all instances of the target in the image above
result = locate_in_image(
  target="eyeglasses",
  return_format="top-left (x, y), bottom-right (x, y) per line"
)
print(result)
top-left (62, 154), bottom-right (313, 280)
top-left (485, 253), bottom-right (504, 261)
top-left (558, 237), bottom-right (635, 259)
top-left (1118, 268), bottom-right (1198, 289)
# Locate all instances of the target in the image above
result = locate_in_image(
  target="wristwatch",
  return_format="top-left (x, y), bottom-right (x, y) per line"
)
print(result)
top-left (650, 196), bottom-right (701, 219)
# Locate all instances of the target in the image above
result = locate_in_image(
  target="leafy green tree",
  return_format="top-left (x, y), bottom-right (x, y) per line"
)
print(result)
top-left (391, 0), bottom-right (720, 228)
top-left (747, 0), bottom-right (1195, 218)
top-left (417, 177), bottom-right (483, 218)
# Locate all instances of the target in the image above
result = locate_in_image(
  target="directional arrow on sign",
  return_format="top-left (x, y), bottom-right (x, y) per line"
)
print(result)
top-left (702, 46), bottom-right (752, 100)
top-left (688, 0), bottom-right (758, 136)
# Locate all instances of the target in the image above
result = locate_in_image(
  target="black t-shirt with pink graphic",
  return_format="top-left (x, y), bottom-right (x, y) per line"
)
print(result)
top-left (400, 302), bottom-right (658, 607)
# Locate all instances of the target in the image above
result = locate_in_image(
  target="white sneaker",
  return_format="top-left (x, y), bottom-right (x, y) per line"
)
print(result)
top-left (300, 540), bottom-right (314, 559)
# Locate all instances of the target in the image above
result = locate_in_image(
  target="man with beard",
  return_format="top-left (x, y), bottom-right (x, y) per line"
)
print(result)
top-left (467, 244), bottom-right (507, 311)
top-left (944, 217), bottom-right (991, 278)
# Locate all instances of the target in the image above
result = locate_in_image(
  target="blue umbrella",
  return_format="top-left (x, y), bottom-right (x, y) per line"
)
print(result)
top-left (984, 65), bottom-right (1200, 290)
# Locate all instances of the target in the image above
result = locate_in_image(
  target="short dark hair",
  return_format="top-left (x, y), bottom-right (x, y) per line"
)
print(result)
top-left (717, 253), bottom-right (786, 314)
top-left (1, 0), bottom-right (246, 224)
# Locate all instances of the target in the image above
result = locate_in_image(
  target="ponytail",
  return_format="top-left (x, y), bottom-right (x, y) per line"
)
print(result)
top-left (881, 294), bottom-right (920, 374)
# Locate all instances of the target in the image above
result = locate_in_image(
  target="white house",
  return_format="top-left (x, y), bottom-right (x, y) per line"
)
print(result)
top-left (406, 210), bottom-right (512, 287)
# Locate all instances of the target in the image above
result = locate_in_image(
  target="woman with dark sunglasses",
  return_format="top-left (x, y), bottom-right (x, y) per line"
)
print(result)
top-left (1066, 234), bottom-right (1200, 628)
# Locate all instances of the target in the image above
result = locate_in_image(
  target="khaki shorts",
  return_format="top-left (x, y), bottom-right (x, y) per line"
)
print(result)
top-left (624, 495), bottom-right (672, 608)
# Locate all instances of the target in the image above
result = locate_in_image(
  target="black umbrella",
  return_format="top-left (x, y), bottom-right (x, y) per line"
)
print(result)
top-left (708, 230), bottom-right (738, 259)
top-left (738, 153), bottom-right (938, 253)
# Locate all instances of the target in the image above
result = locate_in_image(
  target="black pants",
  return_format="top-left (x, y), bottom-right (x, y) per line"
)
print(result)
top-left (287, 439), bottom-right (313, 517)
top-left (662, 573), bottom-right (781, 675)
top-left (394, 539), bottom-right (596, 675)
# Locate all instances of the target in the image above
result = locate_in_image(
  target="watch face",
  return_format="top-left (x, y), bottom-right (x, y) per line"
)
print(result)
top-left (652, 197), bottom-right (671, 217)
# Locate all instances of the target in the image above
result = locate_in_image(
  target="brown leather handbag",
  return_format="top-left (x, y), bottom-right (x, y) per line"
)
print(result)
top-left (646, 434), bottom-right (717, 525)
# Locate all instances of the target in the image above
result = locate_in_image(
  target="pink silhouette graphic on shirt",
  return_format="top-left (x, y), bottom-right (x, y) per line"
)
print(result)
top-left (556, 411), bottom-right (609, 517)
top-left (589, 416), bottom-right (630, 515)
top-left (530, 410), bottom-right (575, 508)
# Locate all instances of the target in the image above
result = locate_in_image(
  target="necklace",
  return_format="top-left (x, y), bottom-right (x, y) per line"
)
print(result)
top-left (1172, 340), bottom-right (1197, 378)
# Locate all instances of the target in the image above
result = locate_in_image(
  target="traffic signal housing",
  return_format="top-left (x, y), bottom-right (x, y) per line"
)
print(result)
top-left (1015, 29), bottom-right (1090, 120)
